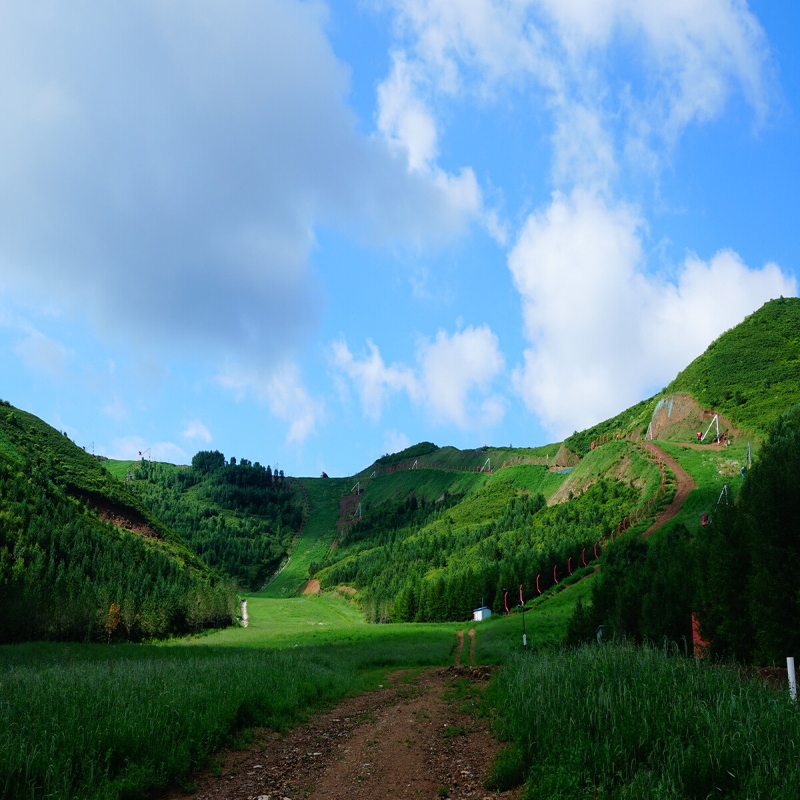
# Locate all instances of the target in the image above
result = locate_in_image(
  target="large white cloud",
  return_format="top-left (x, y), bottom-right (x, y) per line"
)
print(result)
top-left (417, 326), bottom-right (506, 426)
top-left (0, 1), bottom-right (483, 441)
top-left (510, 190), bottom-right (797, 436)
top-left (331, 338), bottom-right (420, 421)
top-left (383, 1), bottom-right (786, 439)
top-left (332, 324), bottom-right (505, 428)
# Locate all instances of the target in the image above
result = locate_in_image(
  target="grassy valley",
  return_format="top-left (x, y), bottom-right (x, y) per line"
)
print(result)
top-left (3, 298), bottom-right (800, 799)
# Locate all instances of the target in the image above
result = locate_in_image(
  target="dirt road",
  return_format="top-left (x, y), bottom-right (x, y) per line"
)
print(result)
top-left (152, 630), bottom-right (519, 800)
top-left (644, 443), bottom-right (697, 537)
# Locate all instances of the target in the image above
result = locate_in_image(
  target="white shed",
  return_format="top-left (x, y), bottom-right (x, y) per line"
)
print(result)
top-left (472, 606), bottom-right (492, 621)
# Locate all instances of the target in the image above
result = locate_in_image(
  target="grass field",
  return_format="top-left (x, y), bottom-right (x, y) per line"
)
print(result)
top-left (0, 584), bottom-right (585, 800)
top-left (6, 585), bottom-right (797, 800)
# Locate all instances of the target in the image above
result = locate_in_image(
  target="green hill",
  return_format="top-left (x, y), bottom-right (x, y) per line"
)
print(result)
top-left (4, 298), bottom-right (800, 646)
top-left (268, 299), bottom-right (800, 635)
top-left (0, 401), bottom-right (236, 643)
top-left (107, 453), bottom-right (305, 591)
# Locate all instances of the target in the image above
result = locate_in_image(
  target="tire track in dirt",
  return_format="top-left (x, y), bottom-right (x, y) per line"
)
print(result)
top-left (454, 629), bottom-right (464, 666)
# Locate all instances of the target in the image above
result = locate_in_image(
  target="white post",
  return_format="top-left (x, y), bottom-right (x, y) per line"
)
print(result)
top-left (788, 657), bottom-right (797, 701)
top-left (240, 600), bottom-right (249, 628)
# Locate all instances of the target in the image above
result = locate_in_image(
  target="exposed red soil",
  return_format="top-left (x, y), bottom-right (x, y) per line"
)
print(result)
top-left (454, 628), bottom-right (477, 667)
top-left (150, 641), bottom-right (520, 800)
top-left (84, 494), bottom-right (162, 539)
top-left (302, 578), bottom-right (321, 595)
top-left (454, 630), bottom-right (465, 666)
top-left (650, 394), bottom-right (742, 447)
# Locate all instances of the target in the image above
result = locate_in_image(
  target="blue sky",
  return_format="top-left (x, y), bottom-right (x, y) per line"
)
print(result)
top-left (1, 0), bottom-right (798, 477)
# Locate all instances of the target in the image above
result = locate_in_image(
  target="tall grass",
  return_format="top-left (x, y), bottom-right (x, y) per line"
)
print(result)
top-left (488, 641), bottom-right (800, 798)
top-left (0, 624), bottom-right (454, 800)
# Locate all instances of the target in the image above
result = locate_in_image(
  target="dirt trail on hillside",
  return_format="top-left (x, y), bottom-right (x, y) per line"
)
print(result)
top-left (644, 443), bottom-right (697, 538)
top-left (151, 632), bottom-right (518, 800)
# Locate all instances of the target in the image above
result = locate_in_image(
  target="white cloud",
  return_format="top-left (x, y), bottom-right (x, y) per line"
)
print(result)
top-left (383, 0), bottom-right (772, 186)
top-left (0, 1), bottom-right (482, 396)
top-left (509, 189), bottom-right (797, 436)
top-left (377, 51), bottom-right (439, 171)
top-left (265, 364), bottom-right (323, 444)
top-left (648, 249), bottom-right (796, 376)
top-left (417, 325), bottom-right (506, 426)
top-left (216, 361), bottom-right (323, 444)
top-left (182, 419), bottom-right (212, 443)
top-left (331, 338), bottom-right (419, 421)
top-left (332, 324), bottom-right (506, 428)
top-left (14, 331), bottom-right (71, 376)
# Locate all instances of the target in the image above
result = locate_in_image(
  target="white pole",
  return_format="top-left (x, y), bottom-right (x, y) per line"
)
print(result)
top-left (788, 657), bottom-right (797, 701)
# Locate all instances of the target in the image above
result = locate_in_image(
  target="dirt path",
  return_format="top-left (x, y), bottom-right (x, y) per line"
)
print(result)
top-left (152, 633), bottom-right (518, 800)
top-left (644, 443), bottom-right (697, 538)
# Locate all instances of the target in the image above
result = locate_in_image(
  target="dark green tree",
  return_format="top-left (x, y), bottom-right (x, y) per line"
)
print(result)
top-left (698, 404), bottom-right (800, 663)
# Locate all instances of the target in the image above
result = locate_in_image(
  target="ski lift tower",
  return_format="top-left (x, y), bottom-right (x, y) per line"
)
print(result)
top-left (700, 415), bottom-right (720, 444)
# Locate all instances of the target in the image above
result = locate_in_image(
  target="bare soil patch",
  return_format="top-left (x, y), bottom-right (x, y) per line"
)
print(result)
top-left (650, 394), bottom-right (740, 445)
top-left (302, 578), bottom-right (321, 595)
top-left (150, 661), bottom-right (519, 800)
top-left (81, 494), bottom-right (162, 539)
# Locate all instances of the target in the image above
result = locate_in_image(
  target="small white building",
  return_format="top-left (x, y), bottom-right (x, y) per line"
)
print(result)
top-left (472, 606), bottom-right (492, 621)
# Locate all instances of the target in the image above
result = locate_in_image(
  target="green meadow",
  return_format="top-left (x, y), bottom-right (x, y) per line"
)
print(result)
top-left (0, 585), bottom-right (588, 800)
top-left (5, 588), bottom-right (800, 800)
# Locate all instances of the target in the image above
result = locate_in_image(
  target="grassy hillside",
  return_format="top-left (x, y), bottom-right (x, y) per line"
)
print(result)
top-left (0, 403), bottom-right (186, 548)
top-left (261, 477), bottom-right (351, 597)
top-left (306, 442), bottom-right (665, 623)
top-left (666, 296), bottom-right (800, 432)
